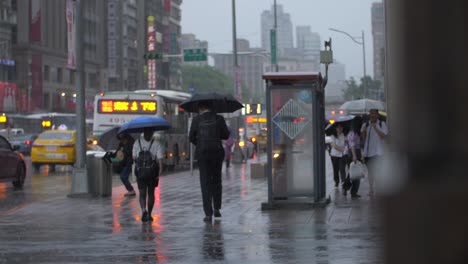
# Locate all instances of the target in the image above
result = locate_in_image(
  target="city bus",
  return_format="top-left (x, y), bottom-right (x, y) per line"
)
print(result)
top-left (93, 90), bottom-right (192, 170)
top-left (2, 112), bottom-right (94, 135)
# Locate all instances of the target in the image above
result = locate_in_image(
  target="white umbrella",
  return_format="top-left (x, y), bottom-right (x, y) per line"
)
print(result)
top-left (339, 99), bottom-right (385, 114)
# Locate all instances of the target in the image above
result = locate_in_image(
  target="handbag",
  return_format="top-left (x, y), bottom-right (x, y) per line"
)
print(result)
top-left (349, 161), bottom-right (367, 180)
top-left (115, 148), bottom-right (124, 161)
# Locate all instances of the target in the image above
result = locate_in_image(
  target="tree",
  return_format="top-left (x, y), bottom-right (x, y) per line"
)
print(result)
top-left (342, 76), bottom-right (382, 100)
top-left (181, 65), bottom-right (253, 101)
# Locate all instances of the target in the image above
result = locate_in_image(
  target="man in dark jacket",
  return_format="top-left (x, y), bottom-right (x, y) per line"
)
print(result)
top-left (189, 101), bottom-right (230, 222)
top-left (113, 133), bottom-right (136, 197)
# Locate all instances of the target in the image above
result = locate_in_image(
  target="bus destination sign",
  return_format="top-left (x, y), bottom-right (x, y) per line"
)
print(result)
top-left (98, 99), bottom-right (157, 114)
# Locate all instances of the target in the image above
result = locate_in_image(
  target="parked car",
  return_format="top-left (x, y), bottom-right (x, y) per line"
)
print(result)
top-left (9, 134), bottom-right (39, 155)
top-left (0, 135), bottom-right (26, 189)
top-left (31, 130), bottom-right (77, 171)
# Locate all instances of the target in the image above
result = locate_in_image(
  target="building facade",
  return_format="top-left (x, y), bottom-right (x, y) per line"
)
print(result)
top-left (212, 40), bottom-right (269, 101)
top-left (323, 60), bottom-right (347, 103)
top-left (296, 25), bottom-right (321, 67)
top-left (372, 1), bottom-right (385, 93)
top-left (261, 4), bottom-right (293, 56)
top-left (137, 0), bottom-right (182, 91)
top-left (14, 0), bottom-right (107, 114)
top-left (0, 0), bottom-right (18, 113)
top-left (107, 0), bottom-right (139, 91)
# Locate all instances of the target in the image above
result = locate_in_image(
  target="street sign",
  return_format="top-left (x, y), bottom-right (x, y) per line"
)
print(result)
top-left (270, 29), bottom-right (277, 65)
top-left (183, 48), bottom-right (207, 62)
top-left (144, 53), bottom-right (163, 60)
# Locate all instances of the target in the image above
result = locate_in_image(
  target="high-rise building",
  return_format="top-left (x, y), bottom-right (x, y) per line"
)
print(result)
top-left (296, 26), bottom-right (321, 61)
top-left (107, 0), bottom-right (139, 91)
top-left (180, 33), bottom-right (208, 66)
top-left (322, 60), bottom-right (347, 103)
top-left (212, 40), bottom-right (269, 101)
top-left (372, 2), bottom-right (385, 86)
top-left (261, 4), bottom-right (293, 56)
top-left (14, 0), bottom-right (107, 114)
top-left (295, 26), bottom-right (321, 70)
top-left (138, 0), bottom-right (182, 91)
top-left (0, 0), bottom-right (18, 113)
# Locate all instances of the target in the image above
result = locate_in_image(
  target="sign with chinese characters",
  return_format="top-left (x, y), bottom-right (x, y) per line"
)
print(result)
top-left (147, 16), bottom-right (157, 89)
top-left (97, 100), bottom-right (157, 114)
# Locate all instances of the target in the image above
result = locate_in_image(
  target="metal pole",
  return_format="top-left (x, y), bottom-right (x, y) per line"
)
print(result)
top-left (362, 30), bottom-right (367, 98)
top-left (70, 0), bottom-right (89, 197)
top-left (232, 0), bottom-right (242, 145)
top-left (273, 0), bottom-right (278, 72)
top-left (232, 0), bottom-right (238, 68)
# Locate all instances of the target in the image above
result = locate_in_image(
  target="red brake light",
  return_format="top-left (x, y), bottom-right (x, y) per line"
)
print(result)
top-left (331, 110), bottom-right (336, 115)
top-left (339, 110), bottom-right (344, 115)
top-left (25, 140), bottom-right (31, 145)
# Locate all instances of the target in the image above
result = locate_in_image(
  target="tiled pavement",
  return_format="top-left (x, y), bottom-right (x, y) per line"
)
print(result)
top-left (0, 155), bottom-right (383, 264)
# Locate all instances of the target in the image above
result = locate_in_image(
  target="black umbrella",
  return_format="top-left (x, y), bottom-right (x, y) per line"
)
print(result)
top-left (180, 92), bottom-right (243, 113)
top-left (98, 126), bottom-right (121, 151)
top-left (325, 115), bottom-right (355, 136)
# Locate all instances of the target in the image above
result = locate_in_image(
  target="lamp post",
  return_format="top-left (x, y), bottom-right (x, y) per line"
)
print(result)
top-left (329, 28), bottom-right (367, 98)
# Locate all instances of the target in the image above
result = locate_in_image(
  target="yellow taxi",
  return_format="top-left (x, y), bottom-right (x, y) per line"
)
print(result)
top-left (31, 130), bottom-right (77, 171)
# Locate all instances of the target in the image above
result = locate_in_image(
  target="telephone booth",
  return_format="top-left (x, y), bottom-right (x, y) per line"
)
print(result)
top-left (262, 72), bottom-right (327, 209)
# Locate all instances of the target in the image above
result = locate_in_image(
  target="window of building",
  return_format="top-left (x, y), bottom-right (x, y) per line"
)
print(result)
top-left (57, 68), bottom-right (63, 83)
top-left (69, 70), bottom-right (75, 84)
top-left (43, 65), bottom-right (50, 81)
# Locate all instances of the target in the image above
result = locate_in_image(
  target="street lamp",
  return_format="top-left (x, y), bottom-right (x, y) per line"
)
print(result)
top-left (329, 28), bottom-right (367, 98)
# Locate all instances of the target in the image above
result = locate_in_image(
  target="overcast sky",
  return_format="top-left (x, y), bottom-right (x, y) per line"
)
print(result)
top-left (181, 0), bottom-right (380, 80)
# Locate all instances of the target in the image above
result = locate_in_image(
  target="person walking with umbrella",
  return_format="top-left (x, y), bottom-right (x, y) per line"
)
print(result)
top-left (189, 101), bottom-right (230, 222)
top-left (132, 127), bottom-right (164, 222)
top-left (118, 116), bottom-right (170, 222)
top-left (110, 133), bottom-right (136, 197)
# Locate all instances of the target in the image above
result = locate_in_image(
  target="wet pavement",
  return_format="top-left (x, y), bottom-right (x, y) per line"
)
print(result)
top-left (0, 156), bottom-right (383, 263)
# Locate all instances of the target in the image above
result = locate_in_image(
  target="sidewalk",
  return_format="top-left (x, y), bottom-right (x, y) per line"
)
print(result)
top-left (0, 157), bottom-right (383, 264)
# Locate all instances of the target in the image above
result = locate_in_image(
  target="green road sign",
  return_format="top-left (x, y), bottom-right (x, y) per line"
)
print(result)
top-left (270, 29), bottom-right (277, 66)
top-left (183, 48), bottom-right (207, 62)
top-left (143, 53), bottom-right (163, 60)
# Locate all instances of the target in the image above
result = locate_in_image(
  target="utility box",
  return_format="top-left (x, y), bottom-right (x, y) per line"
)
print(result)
top-left (250, 162), bottom-right (266, 178)
top-left (87, 151), bottom-right (112, 197)
top-left (261, 72), bottom-right (328, 210)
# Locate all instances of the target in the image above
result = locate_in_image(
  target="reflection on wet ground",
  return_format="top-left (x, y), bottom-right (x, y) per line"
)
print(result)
top-left (0, 156), bottom-right (383, 263)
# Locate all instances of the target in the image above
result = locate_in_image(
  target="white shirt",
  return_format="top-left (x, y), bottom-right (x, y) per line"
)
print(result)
top-left (132, 136), bottom-right (164, 160)
top-left (330, 134), bottom-right (346, 157)
top-left (362, 121), bottom-right (388, 157)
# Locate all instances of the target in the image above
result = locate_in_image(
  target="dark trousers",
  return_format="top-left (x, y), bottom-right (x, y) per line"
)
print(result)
top-left (198, 154), bottom-right (224, 216)
top-left (120, 163), bottom-right (134, 192)
top-left (331, 156), bottom-right (346, 186)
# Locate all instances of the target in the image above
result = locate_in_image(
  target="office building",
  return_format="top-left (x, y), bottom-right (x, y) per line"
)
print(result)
top-left (261, 4), bottom-right (293, 56)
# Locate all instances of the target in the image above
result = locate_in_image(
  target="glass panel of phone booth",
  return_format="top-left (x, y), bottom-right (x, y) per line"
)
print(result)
top-left (270, 88), bottom-right (314, 197)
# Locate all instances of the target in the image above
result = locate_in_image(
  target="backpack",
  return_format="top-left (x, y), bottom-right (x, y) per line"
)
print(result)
top-left (197, 116), bottom-right (222, 155)
top-left (135, 139), bottom-right (156, 180)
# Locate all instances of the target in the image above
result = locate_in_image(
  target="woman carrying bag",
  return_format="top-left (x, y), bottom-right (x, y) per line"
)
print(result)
top-left (345, 116), bottom-right (364, 198)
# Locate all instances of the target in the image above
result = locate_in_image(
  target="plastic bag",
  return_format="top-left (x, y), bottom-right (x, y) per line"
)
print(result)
top-left (349, 161), bottom-right (367, 180)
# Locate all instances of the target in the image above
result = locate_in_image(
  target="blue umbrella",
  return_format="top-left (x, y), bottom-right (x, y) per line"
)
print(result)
top-left (118, 116), bottom-right (171, 135)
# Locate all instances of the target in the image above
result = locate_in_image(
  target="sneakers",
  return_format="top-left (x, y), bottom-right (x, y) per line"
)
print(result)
top-left (351, 194), bottom-right (361, 199)
top-left (141, 211), bottom-right (148, 222)
top-left (124, 190), bottom-right (136, 197)
top-left (214, 209), bottom-right (222, 218)
top-left (203, 216), bottom-right (212, 222)
top-left (148, 215), bottom-right (154, 222)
